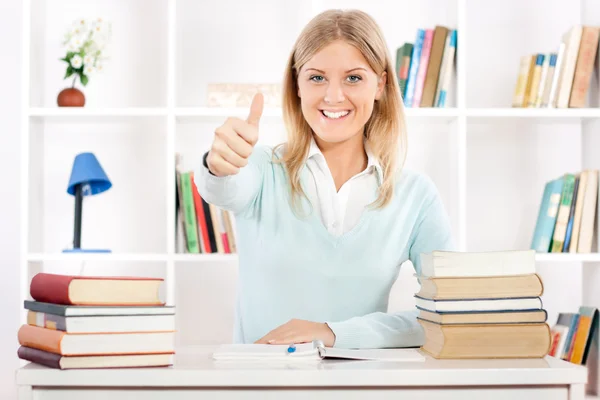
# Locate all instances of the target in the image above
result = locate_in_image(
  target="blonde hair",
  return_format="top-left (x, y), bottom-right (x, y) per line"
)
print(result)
top-left (275, 8), bottom-right (408, 211)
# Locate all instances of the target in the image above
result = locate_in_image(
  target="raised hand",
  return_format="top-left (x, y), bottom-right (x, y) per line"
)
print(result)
top-left (206, 92), bottom-right (264, 177)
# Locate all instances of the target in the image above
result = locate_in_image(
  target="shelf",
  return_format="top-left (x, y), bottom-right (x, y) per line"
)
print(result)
top-left (27, 253), bottom-right (169, 262)
top-left (26, 253), bottom-right (239, 263)
top-left (29, 107), bottom-right (169, 117)
top-left (466, 108), bottom-right (600, 122)
top-left (173, 254), bottom-right (238, 262)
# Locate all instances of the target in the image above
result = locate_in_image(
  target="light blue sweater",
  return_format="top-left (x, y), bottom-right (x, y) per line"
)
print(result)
top-left (195, 145), bottom-right (455, 349)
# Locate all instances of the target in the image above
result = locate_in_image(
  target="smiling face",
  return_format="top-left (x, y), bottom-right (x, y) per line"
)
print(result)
top-left (297, 40), bottom-right (386, 145)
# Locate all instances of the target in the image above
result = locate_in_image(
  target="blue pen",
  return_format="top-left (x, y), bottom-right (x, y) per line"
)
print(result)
top-left (287, 344), bottom-right (296, 353)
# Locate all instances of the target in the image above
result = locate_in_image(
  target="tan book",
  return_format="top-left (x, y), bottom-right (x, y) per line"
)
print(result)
top-left (416, 273), bottom-right (543, 300)
top-left (569, 26), bottom-right (600, 107)
top-left (420, 26), bottom-right (449, 107)
top-left (556, 25), bottom-right (583, 108)
top-left (418, 319), bottom-right (552, 359)
top-left (418, 309), bottom-right (548, 325)
top-left (512, 55), bottom-right (534, 107)
top-left (521, 55), bottom-right (537, 107)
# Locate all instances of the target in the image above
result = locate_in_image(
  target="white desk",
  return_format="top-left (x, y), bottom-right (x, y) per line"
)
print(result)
top-left (16, 346), bottom-right (589, 400)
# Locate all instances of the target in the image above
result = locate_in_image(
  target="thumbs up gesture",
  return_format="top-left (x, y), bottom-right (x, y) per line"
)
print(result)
top-left (206, 93), bottom-right (264, 177)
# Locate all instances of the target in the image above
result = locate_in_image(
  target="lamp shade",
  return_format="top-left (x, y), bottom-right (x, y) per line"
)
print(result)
top-left (66, 152), bottom-right (112, 196)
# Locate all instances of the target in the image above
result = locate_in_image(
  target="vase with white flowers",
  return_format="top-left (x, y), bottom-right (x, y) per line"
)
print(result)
top-left (57, 18), bottom-right (112, 107)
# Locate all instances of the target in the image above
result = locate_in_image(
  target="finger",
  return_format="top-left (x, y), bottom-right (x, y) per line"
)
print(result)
top-left (224, 133), bottom-right (254, 159)
top-left (215, 141), bottom-right (248, 168)
top-left (267, 334), bottom-right (312, 345)
top-left (209, 155), bottom-right (240, 176)
top-left (230, 118), bottom-right (259, 146)
top-left (246, 92), bottom-right (264, 127)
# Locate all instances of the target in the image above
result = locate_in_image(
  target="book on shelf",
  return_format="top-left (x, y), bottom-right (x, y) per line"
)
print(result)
top-left (395, 26), bottom-right (456, 108)
top-left (548, 306), bottom-right (599, 395)
top-left (512, 25), bottom-right (600, 108)
top-left (175, 153), bottom-right (237, 255)
top-left (18, 272), bottom-right (175, 369)
top-left (416, 249), bottom-right (551, 359)
top-left (531, 170), bottom-right (599, 253)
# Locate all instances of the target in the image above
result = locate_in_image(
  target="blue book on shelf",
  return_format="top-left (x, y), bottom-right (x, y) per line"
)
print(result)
top-left (404, 29), bottom-right (425, 107)
top-left (530, 176), bottom-right (564, 253)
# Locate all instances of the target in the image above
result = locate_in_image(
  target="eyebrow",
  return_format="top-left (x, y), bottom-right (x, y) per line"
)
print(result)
top-left (305, 67), bottom-right (367, 73)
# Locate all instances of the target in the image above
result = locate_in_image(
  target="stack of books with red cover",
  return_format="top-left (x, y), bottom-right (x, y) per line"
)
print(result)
top-left (17, 273), bottom-right (176, 369)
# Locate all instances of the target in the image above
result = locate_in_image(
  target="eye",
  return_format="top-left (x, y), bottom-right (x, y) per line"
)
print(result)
top-left (347, 75), bottom-right (362, 83)
top-left (309, 75), bottom-right (324, 83)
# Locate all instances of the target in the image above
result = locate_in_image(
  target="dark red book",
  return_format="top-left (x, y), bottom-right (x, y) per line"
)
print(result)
top-left (30, 273), bottom-right (164, 306)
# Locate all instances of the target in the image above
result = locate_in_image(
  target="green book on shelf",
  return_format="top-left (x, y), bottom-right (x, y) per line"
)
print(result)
top-left (181, 171), bottom-right (200, 253)
top-left (551, 173), bottom-right (576, 253)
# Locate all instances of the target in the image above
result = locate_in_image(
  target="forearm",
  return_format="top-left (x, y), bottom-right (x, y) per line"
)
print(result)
top-left (326, 309), bottom-right (424, 349)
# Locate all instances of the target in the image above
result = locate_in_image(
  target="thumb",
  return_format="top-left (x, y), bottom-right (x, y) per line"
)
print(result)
top-left (246, 92), bottom-right (264, 127)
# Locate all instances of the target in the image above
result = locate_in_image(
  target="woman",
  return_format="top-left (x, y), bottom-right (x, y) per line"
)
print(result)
top-left (196, 9), bottom-right (455, 349)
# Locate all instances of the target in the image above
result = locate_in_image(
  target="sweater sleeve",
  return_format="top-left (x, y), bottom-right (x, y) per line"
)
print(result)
top-left (194, 146), bottom-right (270, 215)
top-left (325, 178), bottom-right (456, 349)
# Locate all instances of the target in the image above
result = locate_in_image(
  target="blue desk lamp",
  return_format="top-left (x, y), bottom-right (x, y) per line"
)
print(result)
top-left (63, 152), bottom-right (112, 253)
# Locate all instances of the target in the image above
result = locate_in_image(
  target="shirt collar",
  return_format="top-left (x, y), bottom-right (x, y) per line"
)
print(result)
top-left (307, 136), bottom-right (384, 184)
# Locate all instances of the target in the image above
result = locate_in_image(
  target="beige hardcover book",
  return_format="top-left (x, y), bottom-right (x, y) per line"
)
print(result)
top-left (569, 170), bottom-right (589, 252)
top-left (556, 25), bottom-right (583, 108)
top-left (415, 273), bottom-right (543, 300)
top-left (578, 170), bottom-right (599, 253)
top-left (569, 26), bottom-right (600, 108)
top-left (418, 319), bottom-right (551, 359)
top-left (418, 309), bottom-right (548, 325)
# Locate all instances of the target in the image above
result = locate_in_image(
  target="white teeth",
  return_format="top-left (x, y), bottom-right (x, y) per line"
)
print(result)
top-left (322, 110), bottom-right (349, 119)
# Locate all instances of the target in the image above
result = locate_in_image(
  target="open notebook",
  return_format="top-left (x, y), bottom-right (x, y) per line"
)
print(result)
top-left (212, 340), bottom-right (425, 362)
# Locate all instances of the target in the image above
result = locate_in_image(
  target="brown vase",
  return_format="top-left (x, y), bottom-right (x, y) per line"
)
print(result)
top-left (57, 88), bottom-right (85, 107)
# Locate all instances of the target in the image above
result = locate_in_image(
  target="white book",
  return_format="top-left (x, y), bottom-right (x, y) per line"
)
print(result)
top-left (212, 340), bottom-right (425, 362)
top-left (415, 296), bottom-right (543, 313)
top-left (419, 250), bottom-right (536, 278)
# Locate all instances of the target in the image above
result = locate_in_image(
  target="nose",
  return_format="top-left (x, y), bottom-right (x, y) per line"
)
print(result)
top-left (324, 81), bottom-right (345, 104)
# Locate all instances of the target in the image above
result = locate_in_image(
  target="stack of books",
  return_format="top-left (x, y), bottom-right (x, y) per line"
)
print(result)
top-left (17, 272), bottom-right (176, 369)
top-left (415, 249), bottom-right (552, 359)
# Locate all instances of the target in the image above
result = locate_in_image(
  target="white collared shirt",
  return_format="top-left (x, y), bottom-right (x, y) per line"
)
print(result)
top-left (302, 137), bottom-right (383, 236)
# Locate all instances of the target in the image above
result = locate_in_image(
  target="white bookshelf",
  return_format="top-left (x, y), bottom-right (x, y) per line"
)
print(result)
top-left (19, 0), bottom-right (600, 361)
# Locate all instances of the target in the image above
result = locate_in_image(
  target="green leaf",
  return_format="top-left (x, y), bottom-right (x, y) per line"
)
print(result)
top-left (80, 73), bottom-right (89, 86)
top-left (64, 65), bottom-right (74, 79)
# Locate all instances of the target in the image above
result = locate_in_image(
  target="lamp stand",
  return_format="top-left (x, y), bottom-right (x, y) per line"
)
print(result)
top-left (73, 183), bottom-right (83, 249)
top-left (63, 183), bottom-right (111, 253)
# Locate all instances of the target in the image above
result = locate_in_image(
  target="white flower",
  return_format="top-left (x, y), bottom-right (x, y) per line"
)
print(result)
top-left (84, 65), bottom-right (95, 75)
top-left (83, 54), bottom-right (94, 66)
top-left (94, 60), bottom-right (104, 72)
top-left (68, 35), bottom-right (85, 52)
top-left (70, 55), bottom-right (83, 69)
top-left (71, 19), bottom-right (88, 36)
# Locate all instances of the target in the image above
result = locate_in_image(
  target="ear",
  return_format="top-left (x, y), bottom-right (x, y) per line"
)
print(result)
top-left (375, 71), bottom-right (387, 100)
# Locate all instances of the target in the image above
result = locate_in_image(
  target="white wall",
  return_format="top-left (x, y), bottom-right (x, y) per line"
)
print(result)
top-left (0, 0), bottom-right (22, 397)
